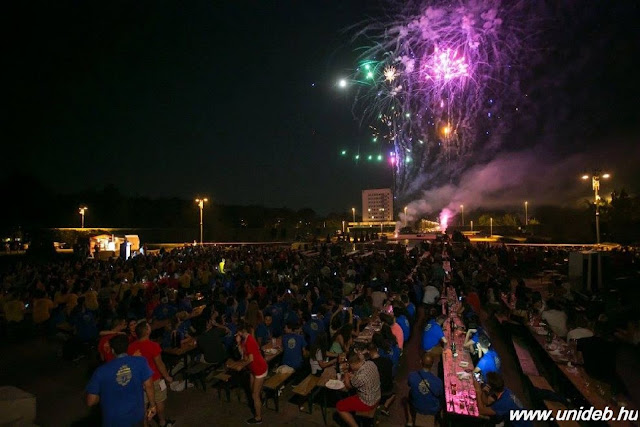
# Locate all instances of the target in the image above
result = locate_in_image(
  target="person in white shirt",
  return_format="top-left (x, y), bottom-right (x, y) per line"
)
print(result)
top-left (422, 284), bottom-right (440, 305)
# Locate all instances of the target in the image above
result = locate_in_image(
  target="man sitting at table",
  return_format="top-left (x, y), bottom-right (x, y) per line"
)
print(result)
top-left (473, 371), bottom-right (532, 427)
top-left (336, 352), bottom-right (381, 427)
top-left (255, 313), bottom-right (274, 346)
top-left (421, 311), bottom-right (447, 356)
top-left (474, 335), bottom-right (501, 381)
top-left (197, 316), bottom-right (227, 365)
top-left (280, 321), bottom-right (307, 370)
top-left (368, 341), bottom-right (394, 417)
top-left (404, 353), bottom-right (443, 426)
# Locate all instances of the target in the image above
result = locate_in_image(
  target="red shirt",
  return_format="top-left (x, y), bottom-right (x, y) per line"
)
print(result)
top-left (98, 333), bottom-right (117, 363)
top-left (466, 292), bottom-right (482, 314)
top-left (243, 335), bottom-right (267, 376)
top-left (128, 339), bottom-right (162, 381)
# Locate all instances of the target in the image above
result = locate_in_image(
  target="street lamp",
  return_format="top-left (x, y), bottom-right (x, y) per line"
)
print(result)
top-left (525, 201), bottom-right (528, 226)
top-left (79, 206), bottom-right (88, 228)
top-left (195, 197), bottom-right (208, 245)
top-left (352, 207), bottom-right (356, 223)
top-left (490, 217), bottom-right (493, 237)
top-left (404, 206), bottom-right (408, 227)
top-left (460, 204), bottom-right (464, 227)
top-left (470, 220), bottom-right (473, 232)
top-left (582, 171), bottom-right (610, 245)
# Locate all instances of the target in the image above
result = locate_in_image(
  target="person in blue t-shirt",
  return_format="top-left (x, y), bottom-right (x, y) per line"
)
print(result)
top-left (255, 314), bottom-right (274, 346)
top-left (405, 353), bottom-right (444, 425)
top-left (474, 371), bottom-right (532, 427)
top-left (401, 294), bottom-right (416, 321)
top-left (153, 297), bottom-right (177, 321)
top-left (86, 335), bottom-right (156, 427)
top-left (264, 297), bottom-right (284, 337)
top-left (395, 310), bottom-right (411, 343)
top-left (302, 314), bottom-right (324, 346)
top-left (475, 335), bottom-right (501, 380)
top-left (421, 314), bottom-right (447, 353)
top-left (72, 299), bottom-right (98, 342)
top-left (280, 322), bottom-right (307, 370)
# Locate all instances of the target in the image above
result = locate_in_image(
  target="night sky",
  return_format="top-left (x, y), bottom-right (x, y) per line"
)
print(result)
top-left (4, 1), bottom-right (640, 213)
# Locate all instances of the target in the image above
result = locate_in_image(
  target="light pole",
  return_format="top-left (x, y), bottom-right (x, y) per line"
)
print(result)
top-left (342, 220), bottom-right (345, 233)
top-left (525, 201), bottom-right (528, 226)
top-left (490, 217), bottom-right (493, 237)
top-left (460, 204), bottom-right (464, 227)
top-left (582, 172), bottom-right (610, 245)
top-left (195, 197), bottom-right (208, 245)
top-left (352, 207), bottom-right (356, 223)
top-left (79, 206), bottom-right (88, 228)
top-left (404, 206), bottom-right (408, 227)
top-left (470, 220), bottom-right (473, 232)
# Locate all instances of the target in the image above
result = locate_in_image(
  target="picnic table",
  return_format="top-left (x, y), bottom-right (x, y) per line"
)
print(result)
top-left (163, 338), bottom-right (199, 386)
top-left (525, 319), bottom-right (635, 426)
top-left (261, 337), bottom-right (283, 363)
top-left (440, 288), bottom-right (482, 419)
top-left (151, 304), bottom-right (207, 331)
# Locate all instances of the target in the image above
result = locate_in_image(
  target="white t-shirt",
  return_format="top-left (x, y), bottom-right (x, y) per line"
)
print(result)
top-left (310, 349), bottom-right (323, 374)
top-left (542, 309), bottom-right (568, 338)
top-left (566, 327), bottom-right (594, 341)
top-left (423, 286), bottom-right (440, 304)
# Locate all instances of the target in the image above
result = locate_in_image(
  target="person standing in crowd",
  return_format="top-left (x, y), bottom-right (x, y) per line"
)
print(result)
top-left (197, 316), bottom-right (228, 365)
top-left (474, 371), bottom-right (532, 427)
top-left (86, 334), bottom-right (156, 427)
top-left (236, 320), bottom-right (268, 425)
top-left (404, 353), bottom-right (444, 426)
top-left (98, 318), bottom-right (127, 363)
top-left (335, 352), bottom-right (381, 427)
top-left (422, 281), bottom-right (440, 306)
top-left (128, 321), bottom-right (174, 427)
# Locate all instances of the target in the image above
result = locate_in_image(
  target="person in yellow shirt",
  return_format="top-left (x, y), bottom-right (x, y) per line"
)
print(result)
top-left (32, 290), bottom-right (56, 324)
top-left (178, 270), bottom-right (191, 289)
top-left (84, 287), bottom-right (99, 311)
top-left (3, 294), bottom-right (25, 323)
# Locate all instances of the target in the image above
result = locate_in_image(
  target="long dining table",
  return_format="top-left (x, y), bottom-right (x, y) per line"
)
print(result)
top-left (440, 287), bottom-right (483, 420)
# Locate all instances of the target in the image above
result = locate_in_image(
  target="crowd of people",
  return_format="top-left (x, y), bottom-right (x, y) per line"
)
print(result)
top-left (1, 239), bottom-right (638, 426)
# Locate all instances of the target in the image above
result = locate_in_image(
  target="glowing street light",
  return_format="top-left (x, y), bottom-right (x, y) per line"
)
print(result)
top-left (582, 171), bottom-right (610, 245)
top-left (524, 201), bottom-right (528, 226)
top-left (460, 204), bottom-right (464, 227)
top-left (338, 79), bottom-right (347, 88)
top-left (490, 217), bottom-right (493, 237)
top-left (195, 197), bottom-right (209, 245)
top-left (352, 207), bottom-right (356, 223)
top-left (79, 206), bottom-right (88, 228)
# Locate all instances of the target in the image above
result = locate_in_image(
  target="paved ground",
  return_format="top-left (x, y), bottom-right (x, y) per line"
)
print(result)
top-left (1, 303), bottom-right (528, 427)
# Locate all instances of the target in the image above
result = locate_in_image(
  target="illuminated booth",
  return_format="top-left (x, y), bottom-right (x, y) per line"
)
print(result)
top-left (90, 234), bottom-right (140, 260)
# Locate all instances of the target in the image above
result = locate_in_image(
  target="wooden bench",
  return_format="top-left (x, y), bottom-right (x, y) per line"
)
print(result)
top-left (211, 372), bottom-right (235, 402)
top-left (292, 374), bottom-right (320, 414)
top-left (263, 372), bottom-right (293, 412)
top-left (527, 375), bottom-right (580, 427)
top-left (512, 340), bottom-right (539, 376)
top-left (414, 413), bottom-right (435, 427)
top-left (354, 403), bottom-right (378, 427)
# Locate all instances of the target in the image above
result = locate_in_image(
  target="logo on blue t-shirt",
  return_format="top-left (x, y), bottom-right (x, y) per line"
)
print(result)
top-left (116, 365), bottom-right (132, 386)
top-left (418, 379), bottom-right (431, 395)
top-left (287, 338), bottom-right (297, 349)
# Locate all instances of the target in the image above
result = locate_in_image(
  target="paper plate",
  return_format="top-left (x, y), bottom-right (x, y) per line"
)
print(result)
top-left (326, 379), bottom-right (345, 390)
top-left (264, 348), bottom-right (278, 355)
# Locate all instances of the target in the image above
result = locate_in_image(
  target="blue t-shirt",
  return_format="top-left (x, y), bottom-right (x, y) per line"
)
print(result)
top-left (153, 303), bottom-right (176, 321)
top-left (397, 315), bottom-right (410, 342)
top-left (281, 333), bottom-right (307, 369)
top-left (407, 369), bottom-right (443, 415)
top-left (264, 305), bottom-right (284, 337)
top-left (421, 320), bottom-right (444, 352)
top-left (74, 310), bottom-right (98, 342)
top-left (86, 355), bottom-right (152, 427)
top-left (255, 322), bottom-right (273, 345)
top-left (406, 303), bottom-right (416, 319)
top-left (477, 348), bottom-right (501, 380)
top-left (379, 345), bottom-right (401, 375)
top-left (490, 388), bottom-right (532, 427)
top-left (302, 319), bottom-right (323, 346)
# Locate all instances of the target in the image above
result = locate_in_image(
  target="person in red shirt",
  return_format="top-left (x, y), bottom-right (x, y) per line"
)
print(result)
top-left (98, 318), bottom-right (127, 363)
top-left (128, 321), bottom-right (175, 427)
top-left (237, 321), bottom-right (268, 425)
